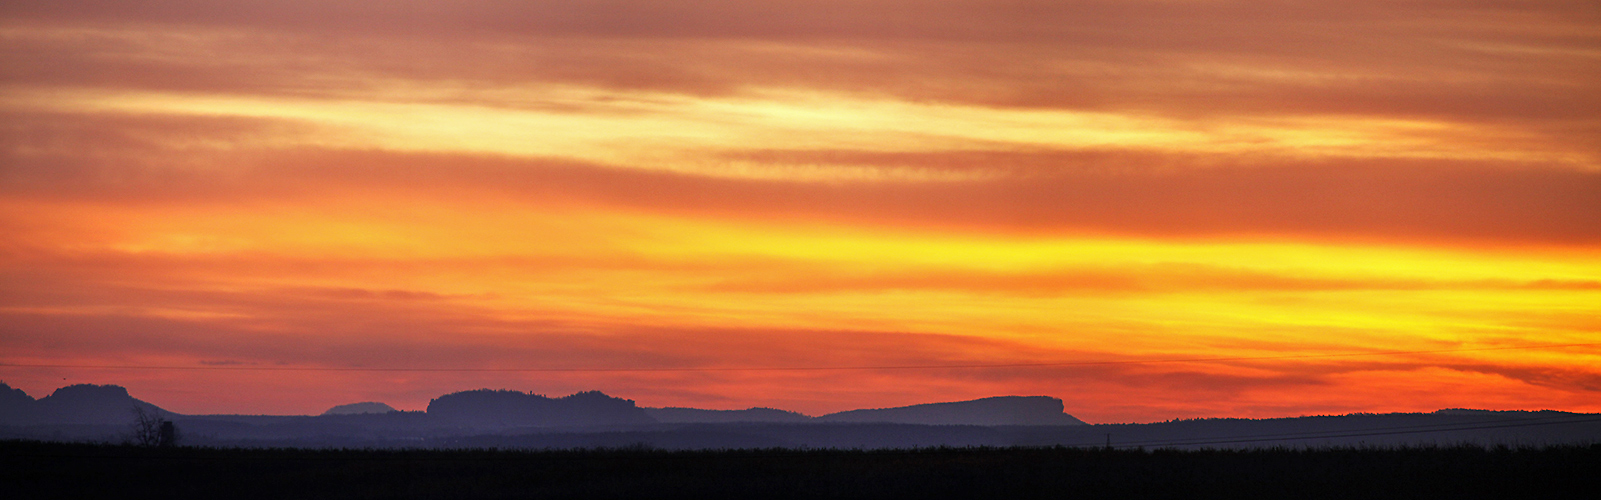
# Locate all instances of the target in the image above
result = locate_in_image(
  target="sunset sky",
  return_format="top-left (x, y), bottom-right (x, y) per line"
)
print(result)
top-left (1, 1), bottom-right (1598, 423)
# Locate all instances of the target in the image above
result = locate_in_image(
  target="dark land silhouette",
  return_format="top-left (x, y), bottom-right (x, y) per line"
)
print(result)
top-left (321, 402), bottom-right (398, 416)
top-left (5, 440), bottom-right (1597, 499)
top-left (6, 381), bottom-right (1600, 498)
top-left (427, 389), bottom-right (655, 428)
top-left (0, 383), bottom-right (173, 426)
top-left (815, 396), bottom-right (1087, 426)
top-left (3, 381), bottom-right (1599, 450)
top-left (645, 406), bottom-right (812, 423)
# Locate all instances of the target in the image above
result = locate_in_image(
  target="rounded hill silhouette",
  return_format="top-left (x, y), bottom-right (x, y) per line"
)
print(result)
top-left (321, 402), bottom-right (398, 416)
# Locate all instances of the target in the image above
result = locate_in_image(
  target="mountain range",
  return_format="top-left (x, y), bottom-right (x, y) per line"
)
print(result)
top-left (3, 381), bottom-right (1597, 450)
top-left (0, 383), bottom-right (173, 426)
top-left (0, 381), bottom-right (1085, 430)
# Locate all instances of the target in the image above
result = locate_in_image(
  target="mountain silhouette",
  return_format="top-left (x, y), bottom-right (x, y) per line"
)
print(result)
top-left (644, 407), bottom-right (812, 423)
top-left (816, 396), bottom-right (1087, 426)
top-left (0, 382), bottom-right (173, 426)
top-left (321, 402), bottom-right (398, 416)
top-left (11, 382), bottom-right (1598, 451)
top-left (426, 389), bottom-right (655, 428)
top-left (0, 381), bottom-right (34, 423)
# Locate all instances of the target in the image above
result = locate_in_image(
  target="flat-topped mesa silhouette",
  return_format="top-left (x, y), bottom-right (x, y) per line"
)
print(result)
top-left (426, 389), bottom-right (655, 428)
top-left (645, 407), bottom-right (812, 424)
top-left (321, 402), bottom-right (398, 416)
top-left (8, 382), bottom-right (1601, 449)
top-left (816, 396), bottom-right (1088, 426)
top-left (0, 382), bottom-right (173, 426)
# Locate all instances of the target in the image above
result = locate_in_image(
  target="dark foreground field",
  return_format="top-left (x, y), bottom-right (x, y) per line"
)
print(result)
top-left (5, 440), bottom-right (1597, 499)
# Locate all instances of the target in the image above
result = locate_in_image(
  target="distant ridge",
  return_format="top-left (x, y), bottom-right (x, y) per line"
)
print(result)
top-left (645, 407), bottom-right (811, 424)
top-left (322, 402), bottom-right (398, 416)
top-left (3, 382), bottom-right (1090, 428)
top-left (6, 382), bottom-right (1600, 450)
top-left (426, 389), bottom-right (655, 427)
top-left (0, 381), bottom-right (173, 426)
top-left (1432, 408), bottom-right (1560, 416)
top-left (816, 396), bottom-right (1087, 426)
top-left (0, 382), bottom-right (32, 423)
top-left (646, 398), bottom-right (1089, 426)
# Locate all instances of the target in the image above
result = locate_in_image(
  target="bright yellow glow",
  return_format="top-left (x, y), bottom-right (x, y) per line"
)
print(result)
top-left (3, 8), bottom-right (1598, 421)
top-left (9, 194), bottom-right (1595, 355)
top-left (9, 85), bottom-right (1593, 182)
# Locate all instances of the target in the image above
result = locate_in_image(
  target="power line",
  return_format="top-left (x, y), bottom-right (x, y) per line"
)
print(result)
top-left (1, 342), bottom-right (1597, 373)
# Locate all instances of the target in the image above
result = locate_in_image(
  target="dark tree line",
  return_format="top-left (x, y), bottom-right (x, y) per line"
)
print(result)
top-left (5, 440), bottom-right (1598, 499)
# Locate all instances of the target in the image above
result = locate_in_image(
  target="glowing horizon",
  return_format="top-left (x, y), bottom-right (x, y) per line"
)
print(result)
top-left (2, 1), bottom-right (1598, 423)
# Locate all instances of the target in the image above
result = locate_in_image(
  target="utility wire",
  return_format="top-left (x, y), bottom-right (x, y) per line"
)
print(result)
top-left (1, 342), bottom-right (1596, 373)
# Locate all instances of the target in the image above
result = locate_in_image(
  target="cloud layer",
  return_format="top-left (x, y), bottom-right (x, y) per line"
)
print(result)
top-left (2, 1), bottom-right (1598, 421)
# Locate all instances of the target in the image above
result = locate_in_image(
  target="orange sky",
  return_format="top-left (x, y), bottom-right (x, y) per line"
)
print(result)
top-left (2, 1), bottom-right (1598, 423)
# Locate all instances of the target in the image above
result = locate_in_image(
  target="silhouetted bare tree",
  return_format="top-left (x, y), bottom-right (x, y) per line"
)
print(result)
top-left (129, 406), bottom-right (178, 447)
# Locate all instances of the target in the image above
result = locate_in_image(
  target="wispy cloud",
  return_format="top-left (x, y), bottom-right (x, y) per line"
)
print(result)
top-left (2, 0), bottom-right (1597, 420)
